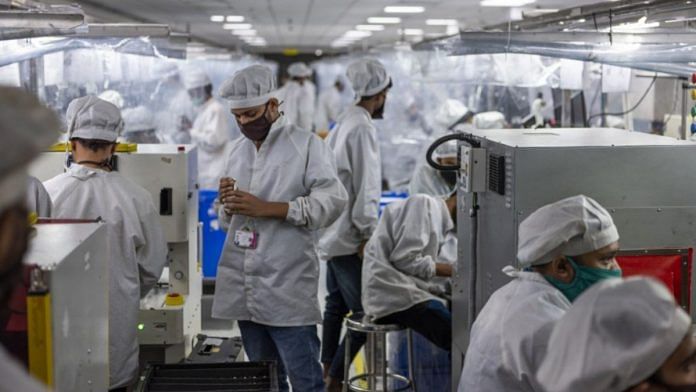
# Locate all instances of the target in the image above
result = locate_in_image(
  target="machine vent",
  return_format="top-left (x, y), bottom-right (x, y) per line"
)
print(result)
top-left (488, 154), bottom-right (506, 195)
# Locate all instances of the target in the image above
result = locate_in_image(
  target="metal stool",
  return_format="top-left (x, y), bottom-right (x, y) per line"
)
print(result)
top-left (343, 315), bottom-right (416, 392)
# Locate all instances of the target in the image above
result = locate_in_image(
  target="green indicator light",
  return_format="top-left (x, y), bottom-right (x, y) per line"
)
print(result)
top-left (137, 323), bottom-right (145, 331)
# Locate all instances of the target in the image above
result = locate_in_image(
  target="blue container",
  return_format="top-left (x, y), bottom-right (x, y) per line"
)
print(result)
top-left (379, 192), bottom-right (408, 216)
top-left (199, 190), bottom-right (227, 278)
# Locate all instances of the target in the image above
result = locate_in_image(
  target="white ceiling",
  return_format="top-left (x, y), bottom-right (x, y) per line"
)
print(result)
top-left (48, 0), bottom-right (608, 52)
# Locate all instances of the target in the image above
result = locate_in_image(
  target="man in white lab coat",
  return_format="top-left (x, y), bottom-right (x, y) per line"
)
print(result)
top-left (213, 65), bottom-right (347, 392)
top-left (149, 62), bottom-right (194, 144)
top-left (537, 277), bottom-right (695, 392)
top-left (279, 62), bottom-right (316, 132)
top-left (319, 58), bottom-right (391, 390)
top-left (0, 86), bottom-right (61, 392)
top-left (458, 195), bottom-right (622, 392)
top-left (314, 77), bottom-right (346, 136)
top-left (183, 69), bottom-right (231, 190)
top-left (362, 193), bottom-right (456, 349)
top-left (44, 96), bottom-right (168, 391)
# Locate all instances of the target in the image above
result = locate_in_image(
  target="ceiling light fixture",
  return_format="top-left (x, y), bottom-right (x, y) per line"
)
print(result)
top-left (232, 29), bottom-right (257, 36)
top-left (210, 15), bottom-right (225, 22)
top-left (480, 0), bottom-right (536, 7)
top-left (344, 30), bottom-right (372, 39)
top-left (367, 17), bottom-right (401, 24)
top-left (223, 23), bottom-right (253, 30)
top-left (402, 28), bottom-right (424, 35)
top-left (426, 19), bottom-right (458, 26)
top-left (356, 24), bottom-right (385, 31)
top-left (384, 6), bottom-right (425, 13)
top-left (226, 15), bottom-right (245, 22)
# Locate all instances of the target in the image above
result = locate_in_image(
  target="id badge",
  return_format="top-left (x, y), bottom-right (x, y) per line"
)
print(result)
top-left (234, 227), bottom-right (258, 249)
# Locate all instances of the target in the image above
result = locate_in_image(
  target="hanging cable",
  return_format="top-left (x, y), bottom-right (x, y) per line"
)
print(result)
top-left (426, 132), bottom-right (480, 171)
top-left (587, 73), bottom-right (657, 123)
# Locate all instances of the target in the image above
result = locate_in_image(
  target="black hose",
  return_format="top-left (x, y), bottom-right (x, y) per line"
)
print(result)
top-left (426, 132), bottom-right (480, 171)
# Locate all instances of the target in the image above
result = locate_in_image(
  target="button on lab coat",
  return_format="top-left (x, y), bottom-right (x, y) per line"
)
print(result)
top-left (211, 116), bottom-right (347, 326)
top-left (362, 194), bottom-right (456, 320)
top-left (458, 270), bottom-right (570, 392)
top-left (190, 98), bottom-right (231, 189)
top-left (319, 105), bottom-right (381, 258)
top-left (44, 164), bottom-right (168, 388)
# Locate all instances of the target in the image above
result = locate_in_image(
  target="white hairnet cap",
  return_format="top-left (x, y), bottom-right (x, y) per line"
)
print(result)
top-left (346, 58), bottom-right (390, 98)
top-left (66, 96), bottom-right (124, 142)
top-left (98, 90), bottom-right (124, 109)
top-left (517, 195), bottom-right (619, 267)
top-left (537, 277), bottom-right (691, 392)
top-left (435, 99), bottom-right (469, 129)
top-left (474, 111), bottom-right (506, 129)
top-left (182, 69), bottom-right (212, 90)
top-left (122, 106), bottom-right (155, 132)
top-left (220, 64), bottom-right (277, 110)
top-left (288, 62), bottom-right (312, 78)
top-left (0, 86), bottom-right (61, 211)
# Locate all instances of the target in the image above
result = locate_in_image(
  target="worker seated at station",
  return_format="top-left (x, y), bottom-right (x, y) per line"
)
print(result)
top-left (361, 193), bottom-right (456, 350)
top-left (537, 277), bottom-right (696, 392)
top-left (44, 96), bottom-right (168, 391)
top-left (459, 195), bottom-right (622, 392)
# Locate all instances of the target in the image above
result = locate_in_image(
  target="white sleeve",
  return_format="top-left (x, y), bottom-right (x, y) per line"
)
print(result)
top-left (190, 105), bottom-right (229, 152)
top-left (27, 177), bottom-right (52, 217)
top-left (349, 126), bottom-right (381, 240)
top-left (135, 199), bottom-right (168, 297)
top-left (388, 198), bottom-right (437, 280)
top-left (286, 135), bottom-right (348, 229)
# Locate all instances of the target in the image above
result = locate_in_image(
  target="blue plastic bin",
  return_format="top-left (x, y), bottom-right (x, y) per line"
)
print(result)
top-left (379, 192), bottom-right (408, 216)
top-left (199, 190), bottom-right (227, 278)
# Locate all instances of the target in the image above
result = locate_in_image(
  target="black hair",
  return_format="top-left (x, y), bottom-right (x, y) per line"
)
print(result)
top-left (71, 138), bottom-right (115, 153)
top-left (204, 84), bottom-right (213, 96)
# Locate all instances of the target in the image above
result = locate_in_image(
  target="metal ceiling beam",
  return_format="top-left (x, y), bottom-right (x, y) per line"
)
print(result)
top-left (0, 11), bottom-right (84, 29)
top-left (77, 23), bottom-right (170, 38)
top-left (454, 31), bottom-right (696, 45)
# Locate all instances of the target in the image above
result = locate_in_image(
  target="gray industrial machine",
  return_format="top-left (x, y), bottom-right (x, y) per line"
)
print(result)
top-left (452, 128), bottom-right (696, 389)
top-left (24, 222), bottom-right (110, 391)
top-left (29, 144), bottom-right (201, 363)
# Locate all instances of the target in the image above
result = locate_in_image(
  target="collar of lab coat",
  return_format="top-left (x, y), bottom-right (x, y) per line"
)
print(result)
top-left (67, 162), bottom-right (108, 180)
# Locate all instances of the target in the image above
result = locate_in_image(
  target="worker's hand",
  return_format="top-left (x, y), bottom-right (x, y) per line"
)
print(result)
top-left (178, 116), bottom-right (192, 132)
top-left (435, 263), bottom-right (453, 277)
top-left (227, 190), bottom-right (270, 218)
top-left (219, 177), bottom-right (236, 214)
top-left (358, 241), bottom-right (367, 259)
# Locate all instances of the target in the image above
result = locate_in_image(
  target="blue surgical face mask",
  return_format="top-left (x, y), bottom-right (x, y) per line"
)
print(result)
top-left (545, 257), bottom-right (622, 302)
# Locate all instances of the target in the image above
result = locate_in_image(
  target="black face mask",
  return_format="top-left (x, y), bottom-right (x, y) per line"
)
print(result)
top-left (239, 104), bottom-right (273, 142)
top-left (372, 97), bottom-right (386, 119)
top-left (440, 171), bottom-right (458, 188)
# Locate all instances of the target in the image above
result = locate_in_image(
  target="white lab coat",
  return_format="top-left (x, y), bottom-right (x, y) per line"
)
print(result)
top-left (531, 98), bottom-right (545, 126)
top-left (279, 81), bottom-right (315, 132)
top-left (190, 98), bottom-right (231, 189)
top-left (319, 105), bottom-right (381, 258)
top-left (152, 88), bottom-right (194, 144)
top-left (458, 269), bottom-right (570, 392)
top-left (44, 164), bottom-right (168, 388)
top-left (362, 195), bottom-right (456, 320)
top-left (0, 345), bottom-right (46, 392)
top-left (211, 116), bottom-right (347, 326)
top-left (27, 176), bottom-right (52, 217)
top-left (314, 87), bottom-right (343, 132)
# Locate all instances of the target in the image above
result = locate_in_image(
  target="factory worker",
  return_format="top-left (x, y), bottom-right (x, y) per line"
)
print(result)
top-left (458, 195), bottom-right (621, 392)
top-left (473, 110), bottom-right (507, 129)
top-left (0, 86), bottom-right (60, 392)
top-left (26, 177), bottom-right (52, 218)
top-left (531, 93), bottom-right (546, 128)
top-left (409, 99), bottom-right (471, 197)
top-left (314, 77), bottom-right (347, 136)
top-left (122, 106), bottom-right (160, 144)
top-left (213, 65), bottom-right (347, 392)
top-left (183, 69), bottom-right (231, 189)
top-left (279, 62), bottom-right (316, 131)
top-left (319, 58), bottom-right (391, 390)
top-left (537, 277), bottom-right (695, 392)
top-left (149, 62), bottom-right (194, 144)
top-left (362, 193), bottom-right (456, 349)
top-left (44, 96), bottom-right (167, 391)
